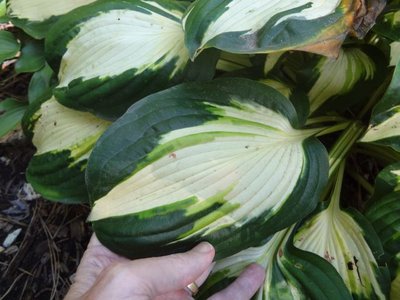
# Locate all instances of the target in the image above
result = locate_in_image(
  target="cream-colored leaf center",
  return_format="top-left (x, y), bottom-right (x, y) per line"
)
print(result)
top-left (32, 97), bottom-right (110, 160)
top-left (58, 8), bottom-right (189, 87)
top-left (8, 0), bottom-right (97, 21)
top-left (89, 103), bottom-right (308, 229)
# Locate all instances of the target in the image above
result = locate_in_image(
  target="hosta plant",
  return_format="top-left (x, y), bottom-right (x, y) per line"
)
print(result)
top-left (1, 0), bottom-right (400, 299)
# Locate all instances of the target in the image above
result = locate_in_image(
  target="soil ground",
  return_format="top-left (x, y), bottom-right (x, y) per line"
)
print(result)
top-left (0, 132), bottom-right (91, 300)
top-left (0, 63), bottom-right (91, 300)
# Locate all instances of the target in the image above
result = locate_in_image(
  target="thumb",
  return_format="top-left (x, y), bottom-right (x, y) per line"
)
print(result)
top-left (129, 242), bottom-right (215, 296)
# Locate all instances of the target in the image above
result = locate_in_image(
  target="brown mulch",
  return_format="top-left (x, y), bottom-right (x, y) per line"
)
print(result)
top-left (0, 137), bottom-right (91, 300)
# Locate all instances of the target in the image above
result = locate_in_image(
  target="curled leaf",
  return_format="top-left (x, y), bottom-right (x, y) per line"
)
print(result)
top-left (183, 0), bottom-right (378, 59)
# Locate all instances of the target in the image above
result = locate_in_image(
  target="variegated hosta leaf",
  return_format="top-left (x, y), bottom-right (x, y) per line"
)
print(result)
top-left (198, 228), bottom-right (352, 300)
top-left (370, 162), bottom-right (400, 201)
top-left (86, 78), bottom-right (328, 259)
top-left (366, 192), bottom-right (400, 270)
top-left (45, 0), bottom-right (196, 120)
top-left (361, 59), bottom-right (400, 152)
top-left (26, 97), bottom-right (110, 203)
top-left (294, 164), bottom-right (390, 299)
top-left (6, 0), bottom-right (98, 39)
top-left (265, 46), bottom-right (385, 116)
top-left (308, 47), bottom-right (376, 114)
top-left (183, 0), bottom-right (381, 59)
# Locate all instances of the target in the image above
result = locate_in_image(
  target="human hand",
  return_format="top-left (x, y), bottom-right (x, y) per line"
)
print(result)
top-left (65, 234), bottom-right (265, 300)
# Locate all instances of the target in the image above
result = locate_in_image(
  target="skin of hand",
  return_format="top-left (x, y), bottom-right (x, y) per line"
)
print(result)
top-left (65, 234), bottom-right (266, 300)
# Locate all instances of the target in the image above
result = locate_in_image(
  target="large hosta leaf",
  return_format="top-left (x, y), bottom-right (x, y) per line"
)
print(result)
top-left (361, 59), bottom-right (400, 151)
top-left (25, 97), bottom-right (110, 203)
top-left (87, 78), bottom-right (328, 259)
top-left (6, 0), bottom-right (98, 39)
top-left (45, 0), bottom-right (198, 120)
top-left (198, 228), bottom-right (352, 300)
top-left (183, 0), bottom-right (383, 59)
top-left (294, 164), bottom-right (390, 299)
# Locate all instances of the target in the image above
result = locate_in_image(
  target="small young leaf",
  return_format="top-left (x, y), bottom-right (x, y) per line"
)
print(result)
top-left (14, 37), bottom-right (45, 73)
top-left (0, 30), bottom-right (20, 63)
top-left (0, 98), bottom-right (27, 138)
top-left (27, 63), bottom-right (55, 104)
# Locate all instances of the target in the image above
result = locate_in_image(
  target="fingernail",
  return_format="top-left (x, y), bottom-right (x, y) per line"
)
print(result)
top-left (194, 242), bottom-right (214, 254)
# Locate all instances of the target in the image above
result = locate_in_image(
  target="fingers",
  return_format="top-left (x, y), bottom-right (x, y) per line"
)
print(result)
top-left (196, 261), bottom-right (216, 286)
top-left (153, 261), bottom-right (215, 300)
top-left (208, 264), bottom-right (265, 300)
top-left (125, 242), bottom-right (215, 296)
